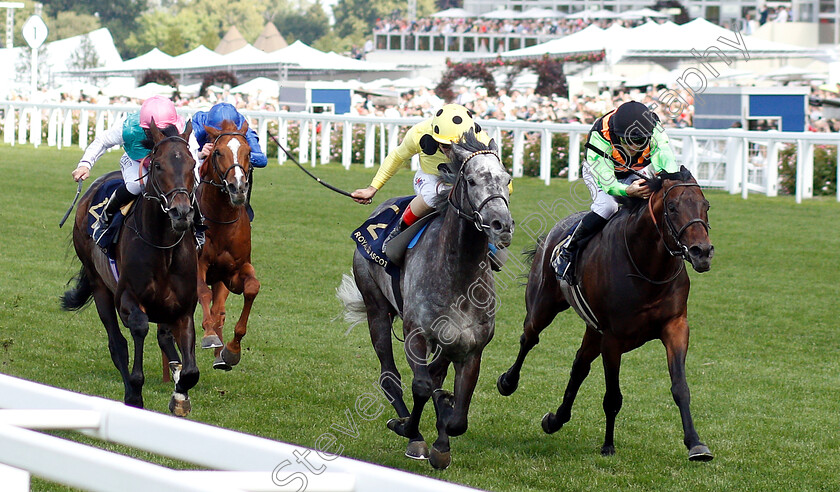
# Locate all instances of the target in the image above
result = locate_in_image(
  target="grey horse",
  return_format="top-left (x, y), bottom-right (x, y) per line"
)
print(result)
top-left (338, 131), bottom-right (513, 469)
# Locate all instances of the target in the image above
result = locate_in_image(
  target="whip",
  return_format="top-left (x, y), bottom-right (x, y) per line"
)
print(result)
top-left (266, 130), bottom-right (354, 198)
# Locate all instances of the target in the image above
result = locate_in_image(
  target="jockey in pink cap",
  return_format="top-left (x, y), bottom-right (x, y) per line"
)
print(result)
top-left (71, 95), bottom-right (198, 247)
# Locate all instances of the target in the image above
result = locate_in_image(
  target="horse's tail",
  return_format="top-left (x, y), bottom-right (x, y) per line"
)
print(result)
top-left (523, 234), bottom-right (547, 266)
top-left (61, 266), bottom-right (94, 311)
top-left (336, 273), bottom-right (367, 330)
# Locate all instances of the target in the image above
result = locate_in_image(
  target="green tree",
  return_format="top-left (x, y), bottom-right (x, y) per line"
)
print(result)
top-left (49, 11), bottom-right (101, 41)
top-left (41, 0), bottom-right (147, 55)
top-left (69, 34), bottom-right (101, 70)
top-left (273, 2), bottom-right (328, 45)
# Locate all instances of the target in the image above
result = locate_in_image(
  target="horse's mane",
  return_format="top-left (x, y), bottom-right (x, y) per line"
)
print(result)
top-left (435, 129), bottom-right (496, 209)
top-left (615, 165), bottom-right (695, 213)
top-left (141, 124), bottom-right (181, 150)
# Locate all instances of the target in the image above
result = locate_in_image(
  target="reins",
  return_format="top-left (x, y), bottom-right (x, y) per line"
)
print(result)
top-left (446, 150), bottom-right (509, 231)
top-left (130, 135), bottom-right (194, 249)
top-left (198, 131), bottom-right (251, 225)
top-left (625, 181), bottom-right (710, 284)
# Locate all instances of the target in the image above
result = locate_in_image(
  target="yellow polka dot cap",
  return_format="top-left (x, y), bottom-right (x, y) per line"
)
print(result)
top-left (430, 104), bottom-right (475, 144)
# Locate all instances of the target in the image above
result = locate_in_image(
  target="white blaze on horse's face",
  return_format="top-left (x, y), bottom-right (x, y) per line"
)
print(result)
top-left (223, 137), bottom-right (249, 205)
top-left (462, 151), bottom-right (514, 248)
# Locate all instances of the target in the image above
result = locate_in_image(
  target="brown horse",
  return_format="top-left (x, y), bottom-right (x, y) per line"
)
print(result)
top-left (195, 119), bottom-right (260, 370)
top-left (497, 166), bottom-right (715, 461)
top-left (61, 120), bottom-right (199, 416)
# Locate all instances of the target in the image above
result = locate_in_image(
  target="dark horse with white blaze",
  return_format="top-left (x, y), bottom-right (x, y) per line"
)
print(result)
top-left (195, 119), bottom-right (260, 371)
top-left (62, 120), bottom-right (200, 416)
top-left (497, 166), bottom-right (715, 461)
top-left (339, 132), bottom-right (514, 469)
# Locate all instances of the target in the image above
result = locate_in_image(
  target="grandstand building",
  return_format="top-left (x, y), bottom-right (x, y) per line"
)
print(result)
top-left (460, 1), bottom-right (839, 44)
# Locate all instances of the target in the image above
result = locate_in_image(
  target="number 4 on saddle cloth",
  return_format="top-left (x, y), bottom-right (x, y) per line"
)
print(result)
top-left (87, 178), bottom-right (132, 257)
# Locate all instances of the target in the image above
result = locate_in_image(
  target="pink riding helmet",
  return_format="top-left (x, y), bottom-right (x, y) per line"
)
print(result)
top-left (139, 95), bottom-right (185, 131)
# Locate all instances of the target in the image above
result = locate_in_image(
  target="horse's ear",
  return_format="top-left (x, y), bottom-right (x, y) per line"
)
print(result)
top-left (147, 117), bottom-right (163, 141)
top-left (205, 124), bottom-right (220, 140)
top-left (238, 118), bottom-right (249, 134)
top-left (488, 138), bottom-right (499, 154)
top-left (182, 120), bottom-right (192, 140)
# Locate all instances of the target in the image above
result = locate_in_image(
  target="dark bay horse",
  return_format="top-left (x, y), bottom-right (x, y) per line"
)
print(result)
top-left (497, 166), bottom-right (715, 461)
top-left (62, 120), bottom-right (200, 416)
top-left (338, 132), bottom-right (514, 469)
top-left (195, 119), bottom-right (260, 371)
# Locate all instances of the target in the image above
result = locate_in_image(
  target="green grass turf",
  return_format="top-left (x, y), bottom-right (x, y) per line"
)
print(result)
top-left (1, 143), bottom-right (839, 491)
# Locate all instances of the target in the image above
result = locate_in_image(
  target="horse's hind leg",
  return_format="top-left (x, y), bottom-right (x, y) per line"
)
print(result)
top-left (219, 263), bottom-right (260, 369)
top-left (662, 318), bottom-right (713, 461)
top-left (498, 276), bottom-right (567, 396)
top-left (430, 352), bottom-right (480, 470)
top-left (542, 328), bottom-right (602, 435)
top-left (388, 325), bottom-right (434, 459)
top-left (92, 285), bottom-right (137, 407)
top-left (116, 290), bottom-right (150, 409)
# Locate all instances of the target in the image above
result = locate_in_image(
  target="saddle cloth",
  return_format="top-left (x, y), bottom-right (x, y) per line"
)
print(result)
top-left (87, 178), bottom-right (132, 258)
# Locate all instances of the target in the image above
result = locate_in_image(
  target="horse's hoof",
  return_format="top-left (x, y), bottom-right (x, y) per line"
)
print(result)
top-left (212, 355), bottom-right (232, 371)
top-left (169, 393), bottom-right (191, 417)
top-left (220, 346), bottom-right (241, 367)
top-left (541, 412), bottom-right (560, 434)
top-left (429, 446), bottom-right (451, 470)
top-left (387, 417), bottom-right (410, 437)
top-left (688, 444), bottom-right (714, 462)
top-left (405, 440), bottom-right (429, 460)
top-left (497, 372), bottom-right (518, 396)
top-left (600, 445), bottom-right (615, 456)
top-left (201, 335), bottom-right (223, 349)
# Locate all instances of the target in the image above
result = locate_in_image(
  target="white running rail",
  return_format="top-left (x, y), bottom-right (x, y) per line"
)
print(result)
top-left (2, 101), bottom-right (839, 203)
top-left (0, 373), bottom-right (483, 492)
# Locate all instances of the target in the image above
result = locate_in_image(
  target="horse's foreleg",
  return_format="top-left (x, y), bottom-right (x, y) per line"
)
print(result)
top-left (168, 316), bottom-right (200, 417)
top-left (197, 266), bottom-right (222, 349)
top-left (498, 277), bottom-right (566, 396)
top-left (92, 285), bottom-right (135, 407)
top-left (210, 283), bottom-right (230, 369)
top-left (599, 342), bottom-right (623, 456)
top-left (116, 290), bottom-right (149, 409)
top-left (430, 353), bottom-right (480, 470)
top-left (543, 328), bottom-right (601, 434)
top-left (662, 318), bottom-right (713, 462)
top-left (220, 263), bottom-right (260, 368)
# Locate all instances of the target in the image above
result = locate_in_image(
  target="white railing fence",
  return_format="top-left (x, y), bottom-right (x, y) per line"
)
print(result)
top-left (0, 373), bottom-right (481, 492)
top-left (3, 101), bottom-right (839, 204)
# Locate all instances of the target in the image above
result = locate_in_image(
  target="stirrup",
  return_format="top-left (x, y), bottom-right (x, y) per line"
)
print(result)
top-left (382, 226), bottom-right (402, 254)
top-left (91, 213), bottom-right (112, 244)
top-left (551, 246), bottom-right (574, 283)
top-left (195, 230), bottom-right (205, 251)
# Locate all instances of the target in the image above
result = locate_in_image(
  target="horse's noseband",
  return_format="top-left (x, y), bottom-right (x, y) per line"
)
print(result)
top-left (145, 135), bottom-right (195, 215)
top-left (448, 150), bottom-right (510, 232)
top-left (658, 182), bottom-right (711, 258)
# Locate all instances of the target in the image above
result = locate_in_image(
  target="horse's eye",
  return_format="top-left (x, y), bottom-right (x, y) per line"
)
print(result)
top-left (213, 150), bottom-right (221, 157)
top-left (154, 162), bottom-right (161, 170)
top-left (667, 202), bottom-right (676, 212)
top-left (467, 178), bottom-right (477, 186)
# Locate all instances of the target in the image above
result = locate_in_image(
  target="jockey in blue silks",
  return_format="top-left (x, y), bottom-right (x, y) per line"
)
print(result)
top-left (189, 103), bottom-right (268, 169)
top-left (188, 103), bottom-right (267, 222)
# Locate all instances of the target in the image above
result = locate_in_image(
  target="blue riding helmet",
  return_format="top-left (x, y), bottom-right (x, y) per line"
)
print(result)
top-left (192, 103), bottom-right (268, 167)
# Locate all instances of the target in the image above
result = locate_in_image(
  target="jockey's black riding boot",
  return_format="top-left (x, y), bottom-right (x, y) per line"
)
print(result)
top-left (93, 184), bottom-right (134, 242)
top-left (554, 211), bottom-right (608, 283)
top-left (382, 219), bottom-right (406, 255)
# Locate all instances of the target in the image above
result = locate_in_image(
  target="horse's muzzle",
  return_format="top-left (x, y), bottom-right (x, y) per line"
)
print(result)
top-left (488, 216), bottom-right (513, 249)
top-left (168, 205), bottom-right (194, 233)
top-left (227, 181), bottom-right (249, 206)
top-left (687, 243), bottom-right (714, 273)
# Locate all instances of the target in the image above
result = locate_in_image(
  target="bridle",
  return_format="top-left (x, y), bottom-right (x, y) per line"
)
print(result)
top-left (129, 135), bottom-right (193, 249)
top-left (200, 132), bottom-right (252, 194)
top-left (142, 135), bottom-right (195, 215)
top-left (651, 182), bottom-right (711, 258)
top-left (446, 149), bottom-right (510, 232)
top-left (625, 180), bottom-right (710, 284)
